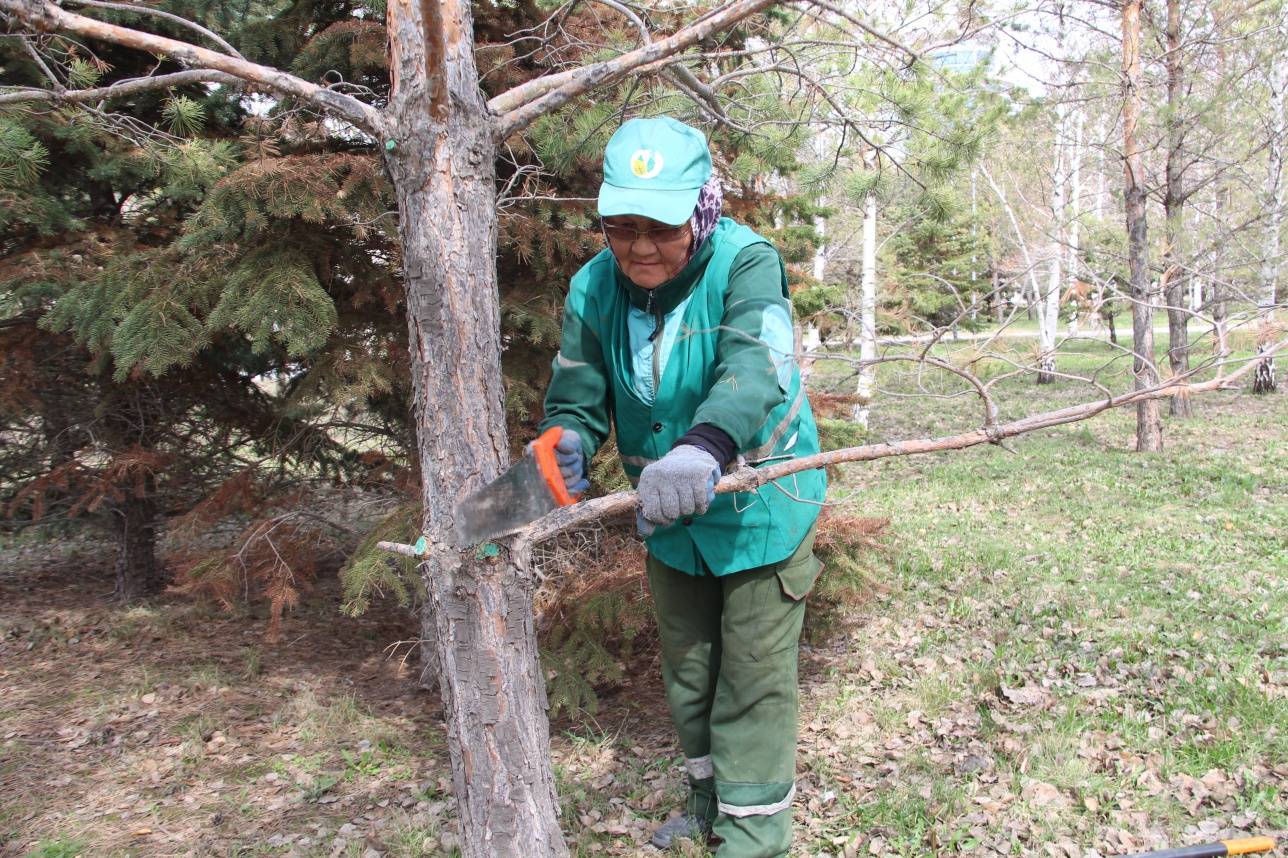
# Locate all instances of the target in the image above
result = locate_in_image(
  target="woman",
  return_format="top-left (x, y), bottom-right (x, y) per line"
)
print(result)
top-left (540, 116), bottom-right (826, 858)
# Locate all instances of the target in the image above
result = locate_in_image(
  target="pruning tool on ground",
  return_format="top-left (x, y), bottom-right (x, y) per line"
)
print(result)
top-left (1118, 836), bottom-right (1276, 857)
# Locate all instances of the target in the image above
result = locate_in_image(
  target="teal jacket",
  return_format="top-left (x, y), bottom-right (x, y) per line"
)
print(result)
top-left (540, 218), bottom-right (825, 575)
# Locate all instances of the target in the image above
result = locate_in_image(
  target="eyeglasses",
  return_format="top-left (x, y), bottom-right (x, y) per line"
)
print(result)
top-left (600, 218), bottom-right (690, 246)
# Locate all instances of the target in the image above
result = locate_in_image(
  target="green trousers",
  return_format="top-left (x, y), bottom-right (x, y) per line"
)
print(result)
top-left (645, 525), bottom-right (820, 858)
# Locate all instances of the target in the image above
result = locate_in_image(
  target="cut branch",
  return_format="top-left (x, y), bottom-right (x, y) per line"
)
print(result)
top-left (510, 338), bottom-right (1285, 553)
top-left (0, 0), bottom-right (385, 135)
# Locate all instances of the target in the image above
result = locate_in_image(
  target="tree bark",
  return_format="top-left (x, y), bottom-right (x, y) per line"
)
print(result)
top-left (1163, 0), bottom-right (1193, 416)
top-left (852, 150), bottom-right (878, 427)
top-left (1253, 36), bottom-right (1284, 394)
top-left (1066, 112), bottom-right (1084, 339)
top-left (1122, 0), bottom-right (1163, 450)
top-left (1038, 104), bottom-right (1065, 385)
top-left (383, 2), bottom-right (565, 855)
top-left (112, 490), bottom-right (162, 600)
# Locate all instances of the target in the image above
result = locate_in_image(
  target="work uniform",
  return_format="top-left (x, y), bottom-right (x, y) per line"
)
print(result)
top-left (541, 216), bottom-right (827, 857)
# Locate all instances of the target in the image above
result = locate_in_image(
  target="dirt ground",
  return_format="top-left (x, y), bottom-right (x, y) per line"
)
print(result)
top-left (0, 529), bottom-right (701, 857)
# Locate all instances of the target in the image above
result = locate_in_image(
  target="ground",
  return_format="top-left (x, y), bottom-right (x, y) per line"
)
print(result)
top-left (2, 337), bottom-right (1285, 857)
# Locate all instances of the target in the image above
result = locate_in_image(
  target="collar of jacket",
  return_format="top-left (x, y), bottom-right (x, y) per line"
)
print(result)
top-left (614, 234), bottom-right (717, 315)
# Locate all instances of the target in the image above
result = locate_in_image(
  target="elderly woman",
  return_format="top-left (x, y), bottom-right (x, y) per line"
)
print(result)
top-left (539, 116), bottom-right (826, 858)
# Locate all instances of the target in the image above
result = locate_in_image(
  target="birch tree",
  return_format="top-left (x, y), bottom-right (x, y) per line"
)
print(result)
top-left (1038, 100), bottom-right (1067, 384)
top-left (853, 147), bottom-right (878, 426)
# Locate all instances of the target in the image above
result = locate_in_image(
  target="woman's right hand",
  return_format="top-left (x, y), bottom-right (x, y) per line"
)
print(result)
top-left (546, 430), bottom-right (589, 495)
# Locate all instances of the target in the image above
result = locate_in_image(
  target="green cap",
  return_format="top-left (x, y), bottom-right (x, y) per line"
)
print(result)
top-left (598, 117), bottom-right (712, 226)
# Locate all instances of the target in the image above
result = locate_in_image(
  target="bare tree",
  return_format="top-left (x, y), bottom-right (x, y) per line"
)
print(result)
top-left (1161, 0), bottom-right (1193, 416)
top-left (1121, 0), bottom-right (1164, 450)
top-left (1253, 17), bottom-right (1285, 394)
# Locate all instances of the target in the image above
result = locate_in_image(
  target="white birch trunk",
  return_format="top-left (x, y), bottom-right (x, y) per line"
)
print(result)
top-left (799, 215), bottom-right (826, 385)
top-left (1066, 111), bottom-right (1084, 338)
top-left (1038, 106), bottom-right (1067, 384)
top-left (851, 184), bottom-right (879, 427)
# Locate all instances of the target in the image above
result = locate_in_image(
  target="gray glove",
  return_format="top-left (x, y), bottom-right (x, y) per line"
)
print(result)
top-left (636, 445), bottom-right (721, 536)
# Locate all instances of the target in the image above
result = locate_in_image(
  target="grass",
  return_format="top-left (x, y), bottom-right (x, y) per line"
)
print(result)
top-left (786, 331), bottom-right (1287, 854)
top-left (22, 838), bottom-right (89, 858)
top-left (1, 329), bottom-right (1281, 857)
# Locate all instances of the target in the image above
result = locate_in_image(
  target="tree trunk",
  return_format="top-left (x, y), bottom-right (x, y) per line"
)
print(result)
top-left (385, 2), bottom-right (565, 855)
top-left (1038, 105), bottom-right (1066, 385)
top-left (1066, 112), bottom-right (1083, 340)
top-left (852, 165), bottom-right (878, 428)
top-left (1253, 42), bottom-right (1284, 395)
top-left (112, 491), bottom-right (162, 600)
top-left (992, 267), bottom-right (1004, 324)
top-left (1122, 0), bottom-right (1163, 451)
top-left (1163, 0), bottom-right (1193, 417)
top-left (800, 214), bottom-right (824, 384)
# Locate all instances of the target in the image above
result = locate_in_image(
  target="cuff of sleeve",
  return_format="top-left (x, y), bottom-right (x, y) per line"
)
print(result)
top-left (673, 423), bottom-right (736, 468)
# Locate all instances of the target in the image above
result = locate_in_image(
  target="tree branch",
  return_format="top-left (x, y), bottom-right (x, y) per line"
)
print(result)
top-left (506, 338), bottom-right (1285, 555)
top-left (69, 0), bottom-right (245, 59)
top-left (0, 0), bottom-right (385, 136)
top-left (790, 0), bottom-right (921, 66)
top-left (490, 0), bottom-right (776, 138)
top-left (0, 68), bottom-right (242, 105)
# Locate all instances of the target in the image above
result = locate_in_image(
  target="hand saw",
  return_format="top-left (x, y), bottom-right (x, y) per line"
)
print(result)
top-left (454, 426), bottom-right (582, 544)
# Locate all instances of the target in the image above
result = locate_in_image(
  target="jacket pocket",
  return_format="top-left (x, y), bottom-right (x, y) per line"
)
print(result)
top-left (776, 553), bottom-right (822, 601)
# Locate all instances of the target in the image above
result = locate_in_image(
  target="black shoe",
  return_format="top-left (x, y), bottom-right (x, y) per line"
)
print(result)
top-left (649, 813), bottom-right (712, 849)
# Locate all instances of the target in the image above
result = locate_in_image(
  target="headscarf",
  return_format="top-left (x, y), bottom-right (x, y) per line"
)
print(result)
top-left (687, 176), bottom-right (724, 258)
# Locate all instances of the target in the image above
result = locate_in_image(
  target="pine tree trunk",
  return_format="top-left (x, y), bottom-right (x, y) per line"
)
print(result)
top-left (1122, 0), bottom-right (1163, 451)
top-left (112, 491), bottom-right (162, 601)
top-left (1163, 0), bottom-right (1193, 417)
top-left (384, 2), bottom-right (565, 855)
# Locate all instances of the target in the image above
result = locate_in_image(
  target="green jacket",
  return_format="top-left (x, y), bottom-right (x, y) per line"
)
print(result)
top-left (541, 218), bottom-right (826, 575)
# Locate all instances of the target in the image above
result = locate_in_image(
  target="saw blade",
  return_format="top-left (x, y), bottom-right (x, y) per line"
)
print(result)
top-left (453, 454), bottom-right (558, 544)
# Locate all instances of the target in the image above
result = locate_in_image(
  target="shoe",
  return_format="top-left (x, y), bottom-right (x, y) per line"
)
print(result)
top-left (649, 813), bottom-right (712, 849)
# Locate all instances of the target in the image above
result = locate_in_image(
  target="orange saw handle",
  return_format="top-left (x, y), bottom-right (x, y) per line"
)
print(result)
top-left (531, 426), bottom-right (581, 507)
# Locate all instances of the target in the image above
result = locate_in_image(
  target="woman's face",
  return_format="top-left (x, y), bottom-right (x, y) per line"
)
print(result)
top-left (603, 215), bottom-right (693, 289)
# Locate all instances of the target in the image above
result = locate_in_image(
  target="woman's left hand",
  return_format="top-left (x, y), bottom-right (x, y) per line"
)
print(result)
top-left (636, 445), bottom-right (720, 535)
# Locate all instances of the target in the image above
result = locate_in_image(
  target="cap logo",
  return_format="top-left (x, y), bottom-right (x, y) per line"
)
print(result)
top-left (630, 149), bottom-right (665, 179)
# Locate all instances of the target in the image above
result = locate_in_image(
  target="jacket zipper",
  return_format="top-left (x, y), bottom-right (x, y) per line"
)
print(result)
top-left (646, 291), bottom-right (664, 394)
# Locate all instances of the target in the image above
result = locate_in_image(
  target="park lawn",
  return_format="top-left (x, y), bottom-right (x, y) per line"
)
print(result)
top-left (2, 334), bottom-right (1284, 857)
